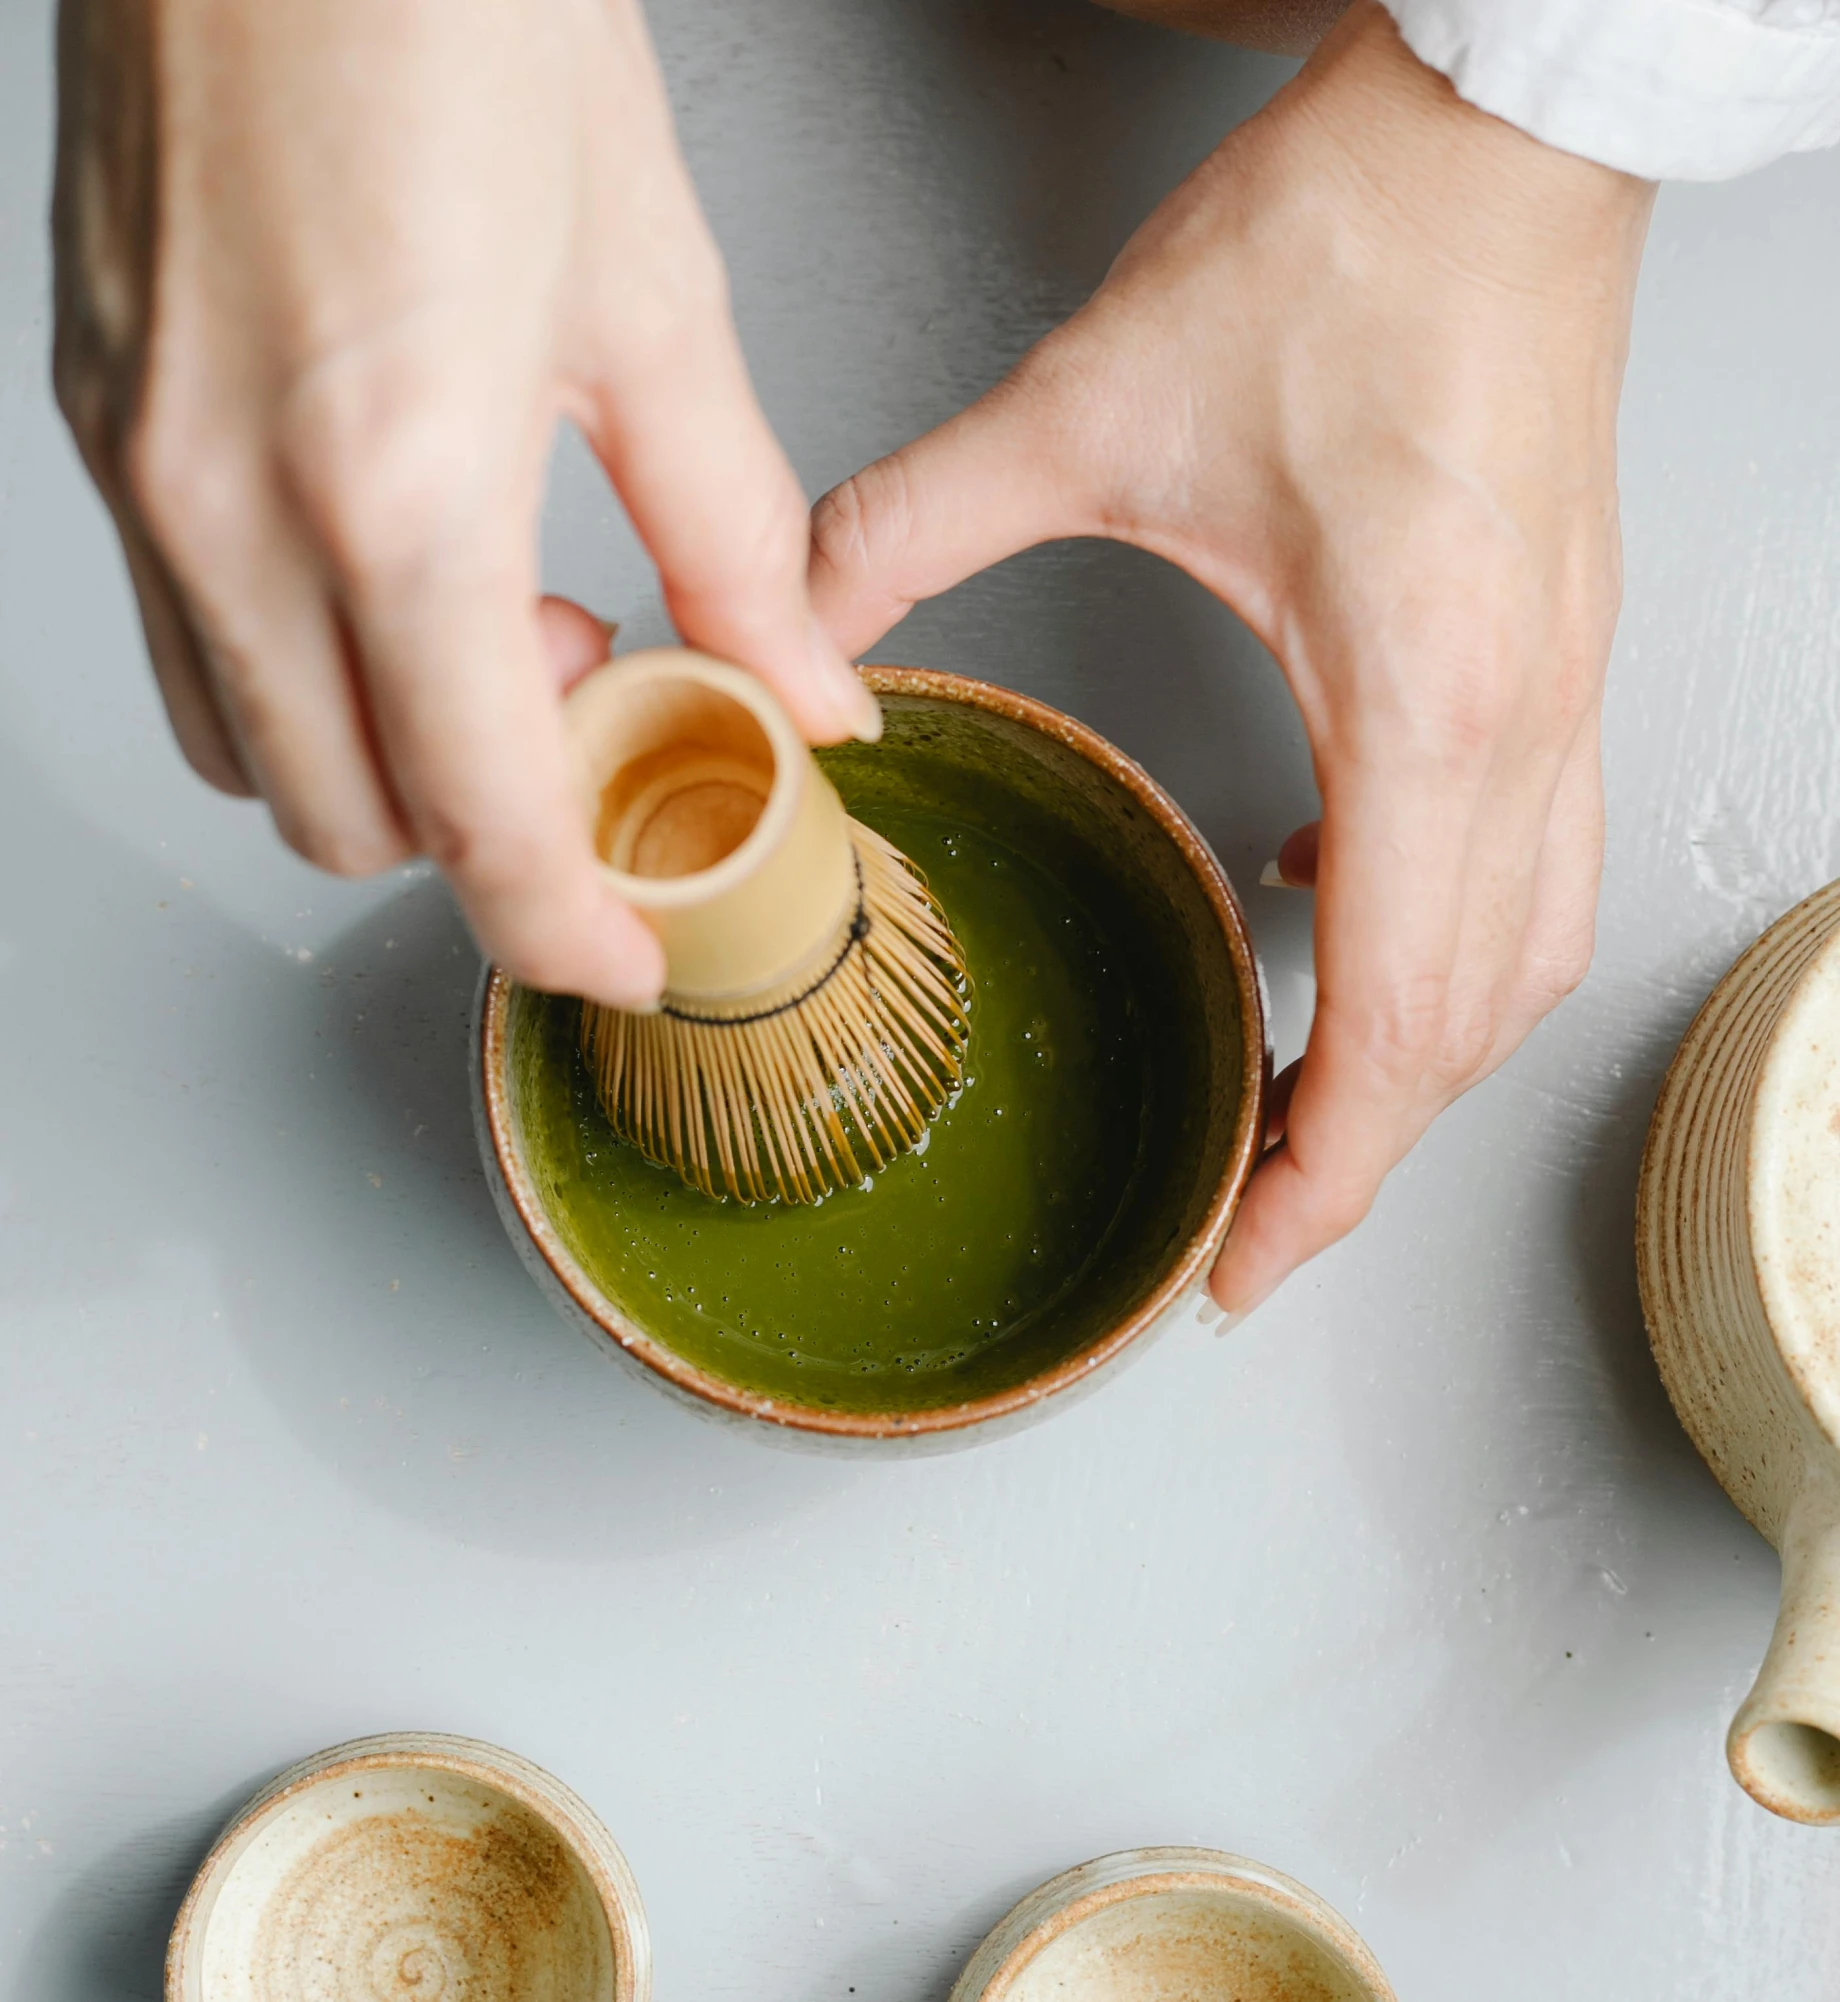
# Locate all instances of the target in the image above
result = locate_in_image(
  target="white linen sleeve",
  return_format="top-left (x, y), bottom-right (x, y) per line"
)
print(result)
top-left (1381, 0), bottom-right (1840, 179)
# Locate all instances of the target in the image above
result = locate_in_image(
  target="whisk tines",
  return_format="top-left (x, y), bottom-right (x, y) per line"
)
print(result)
top-left (581, 824), bottom-right (970, 1204)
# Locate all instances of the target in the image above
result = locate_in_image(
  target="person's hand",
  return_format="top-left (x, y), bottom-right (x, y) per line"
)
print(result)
top-left (52, 0), bottom-right (877, 1009)
top-left (809, 2), bottom-right (1654, 1318)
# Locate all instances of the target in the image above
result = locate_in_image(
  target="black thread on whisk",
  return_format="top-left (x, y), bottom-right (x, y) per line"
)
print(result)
top-left (659, 853), bottom-right (872, 1029)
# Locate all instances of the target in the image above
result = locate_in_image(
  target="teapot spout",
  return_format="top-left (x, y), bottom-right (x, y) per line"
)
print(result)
top-left (1729, 1468), bottom-right (1840, 1822)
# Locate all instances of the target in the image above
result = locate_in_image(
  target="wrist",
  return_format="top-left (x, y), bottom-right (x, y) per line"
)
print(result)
top-left (1279, 2), bottom-right (1654, 299)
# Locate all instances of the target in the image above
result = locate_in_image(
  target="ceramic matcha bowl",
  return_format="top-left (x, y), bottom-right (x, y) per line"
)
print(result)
top-left (947, 1848), bottom-right (1394, 2002)
top-left (166, 1733), bottom-right (649, 2002)
top-left (474, 666), bottom-right (1265, 1451)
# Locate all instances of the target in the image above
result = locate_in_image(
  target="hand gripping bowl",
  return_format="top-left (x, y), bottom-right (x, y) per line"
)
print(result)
top-left (474, 666), bottom-right (1267, 1452)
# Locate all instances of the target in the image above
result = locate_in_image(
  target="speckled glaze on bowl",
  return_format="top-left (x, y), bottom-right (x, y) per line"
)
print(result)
top-left (1637, 877), bottom-right (1840, 1823)
top-left (474, 665), bottom-right (1267, 1452)
top-left (947, 1848), bottom-right (1394, 2002)
top-left (166, 1733), bottom-right (649, 2002)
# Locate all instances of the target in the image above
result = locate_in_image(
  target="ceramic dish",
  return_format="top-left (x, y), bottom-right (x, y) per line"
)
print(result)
top-left (947, 1847), bottom-right (1394, 2002)
top-left (1638, 875), bottom-right (1840, 1822)
top-left (165, 1732), bottom-right (649, 2002)
top-left (474, 665), bottom-right (1267, 1451)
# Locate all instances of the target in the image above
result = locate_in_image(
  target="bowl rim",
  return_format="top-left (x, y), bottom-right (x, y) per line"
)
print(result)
top-left (946, 1846), bottom-right (1394, 2002)
top-left (164, 1731), bottom-right (649, 2002)
top-left (478, 663), bottom-right (1268, 1441)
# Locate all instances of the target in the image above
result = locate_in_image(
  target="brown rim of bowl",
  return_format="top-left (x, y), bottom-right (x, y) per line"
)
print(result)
top-left (164, 1733), bottom-right (648, 2002)
top-left (479, 663), bottom-right (1268, 1441)
top-left (974, 1861), bottom-right (1393, 2002)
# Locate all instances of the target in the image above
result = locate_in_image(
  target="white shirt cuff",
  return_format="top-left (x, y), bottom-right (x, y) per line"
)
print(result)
top-left (1382, 0), bottom-right (1840, 179)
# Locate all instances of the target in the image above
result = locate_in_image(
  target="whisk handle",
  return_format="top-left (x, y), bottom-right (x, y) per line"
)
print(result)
top-left (564, 648), bottom-right (860, 1004)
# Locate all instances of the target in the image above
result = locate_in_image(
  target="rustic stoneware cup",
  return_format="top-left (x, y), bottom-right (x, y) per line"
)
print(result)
top-left (474, 665), bottom-right (1267, 1453)
top-left (947, 1847), bottom-right (1394, 2002)
top-left (166, 1732), bottom-right (649, 2002)
top-left (1638, 877), bottom-right (1840, 1823)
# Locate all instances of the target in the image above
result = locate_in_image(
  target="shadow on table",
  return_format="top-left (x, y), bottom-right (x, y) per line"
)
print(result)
top-left (1296, 961), bottom-right (1776, 1893)
top-left (234, 870), bottom-right (874, 1558)
top-left (13, 1777), bottom-right (266, 2002)
top-left (1, 739), bottom-right (855, 1561)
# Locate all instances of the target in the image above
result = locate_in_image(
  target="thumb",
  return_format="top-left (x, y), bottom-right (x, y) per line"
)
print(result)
top-left (810, 370), bottom-right (1093, 656)
top-left (576, 291), bottom-right (879, 745)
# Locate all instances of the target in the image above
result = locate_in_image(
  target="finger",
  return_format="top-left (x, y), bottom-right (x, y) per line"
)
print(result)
top-left (1232, 721), bottom-right (1600, 1313)
top-left (1209, 701), bottom-right (1567, 1315)
top-left (1210, 777), bottom-right (1469, 1316)
top-left (809, 367), bottom-right (1093, 657)
top-left (537, 595), bottom-right (617, 693)
top-left (63, 371), bottom-right (256, 797)
top-left (1265, 1057), bottom-right (1301, 1150)
top-left (113, 512), bottom-right (256, 797)
top-left (129, 436), bottom-right (416, 873)
top-left (578, 323), bottom-right (879, 746)
top-left (1270, 820), bottom-right (1321, 889)
top-left (324, 502), bottom-right (664, 1009)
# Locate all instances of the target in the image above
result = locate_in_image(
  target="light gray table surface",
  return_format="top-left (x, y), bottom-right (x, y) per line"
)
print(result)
top-left (5, 1), bottom-right (1840, 1996)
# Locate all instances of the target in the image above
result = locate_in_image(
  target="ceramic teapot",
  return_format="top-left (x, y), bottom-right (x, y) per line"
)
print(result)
top-left (1639, 877), bottom-right (1840, 1822)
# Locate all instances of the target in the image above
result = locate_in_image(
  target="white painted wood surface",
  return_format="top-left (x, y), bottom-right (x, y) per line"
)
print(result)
top-left (3, 2), bottom-right (1839, 1993)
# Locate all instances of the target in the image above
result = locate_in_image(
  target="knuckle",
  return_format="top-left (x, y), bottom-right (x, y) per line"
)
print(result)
top-left (609, 242), bottom-right (732, 370)
top-left (1411, 667), bottom-right (1520, 772)
top-left (1320, 1185), bottom-right (1375, 1244)
top-left (52, 338), bottom-right (111, 473)
top-left (810, 475), bottom-right (868, 573)
top-left (416, 805), bottom-right (549, 903)
top-left (812, 458), bottom-right (910, 579)
top-left (1548, 643), bottom-right (1601, 734)
top-left (1297, 1175), bottom-right (1375, 1250)
top-left (1522, 930), bottom-right (1596, 1014)
top-left (278, 811), bottom-right (410, 881)
top-left (1345, 976), bottom-right (1449, 1086)
top-left (1429, 1016), bottom-right (1496, 1092)
top-left (279, 362), bottom-right (490, 583)
top-left (122, 404), bottom-right (246, 569)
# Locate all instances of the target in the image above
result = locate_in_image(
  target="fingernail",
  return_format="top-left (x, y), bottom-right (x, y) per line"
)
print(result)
top-left (810, 617), bottom-right (882, 743)
top-left (599, 973), bottom-right (664, 1015)
top-left (587, 973), bottom-right (662, 1015)
top-left (1212, 1285), bottom-right (1274, 1335)
top-left (1259, 860), bottom-right (1293, 890)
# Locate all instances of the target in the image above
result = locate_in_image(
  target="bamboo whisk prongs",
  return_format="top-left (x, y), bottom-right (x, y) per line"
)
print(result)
top-left (564, 649), bottom-right (970, 1204)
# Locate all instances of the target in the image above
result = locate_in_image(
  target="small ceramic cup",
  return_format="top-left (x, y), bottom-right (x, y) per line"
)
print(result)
top-left (474, 666), bottom-right (1268, 1453)
top-left (1639, 877), bottom-right (1840, 1823)
top-left (166, 1733), bottom-right (649, 2002)
top-left (948, 1848), bottom-right (1394, 2002)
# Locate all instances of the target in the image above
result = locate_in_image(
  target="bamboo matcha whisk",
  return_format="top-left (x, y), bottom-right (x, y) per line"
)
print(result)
top-left (564, 648), bottom-right (971, 1204)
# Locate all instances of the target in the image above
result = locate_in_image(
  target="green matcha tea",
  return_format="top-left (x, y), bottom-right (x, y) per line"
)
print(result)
top-left (511, 699), bottom-right (1240, 1415)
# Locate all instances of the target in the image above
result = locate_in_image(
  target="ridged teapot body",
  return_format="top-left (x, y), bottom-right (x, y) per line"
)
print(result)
top-left (1639, 877), bottom-right (1840, 1822)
